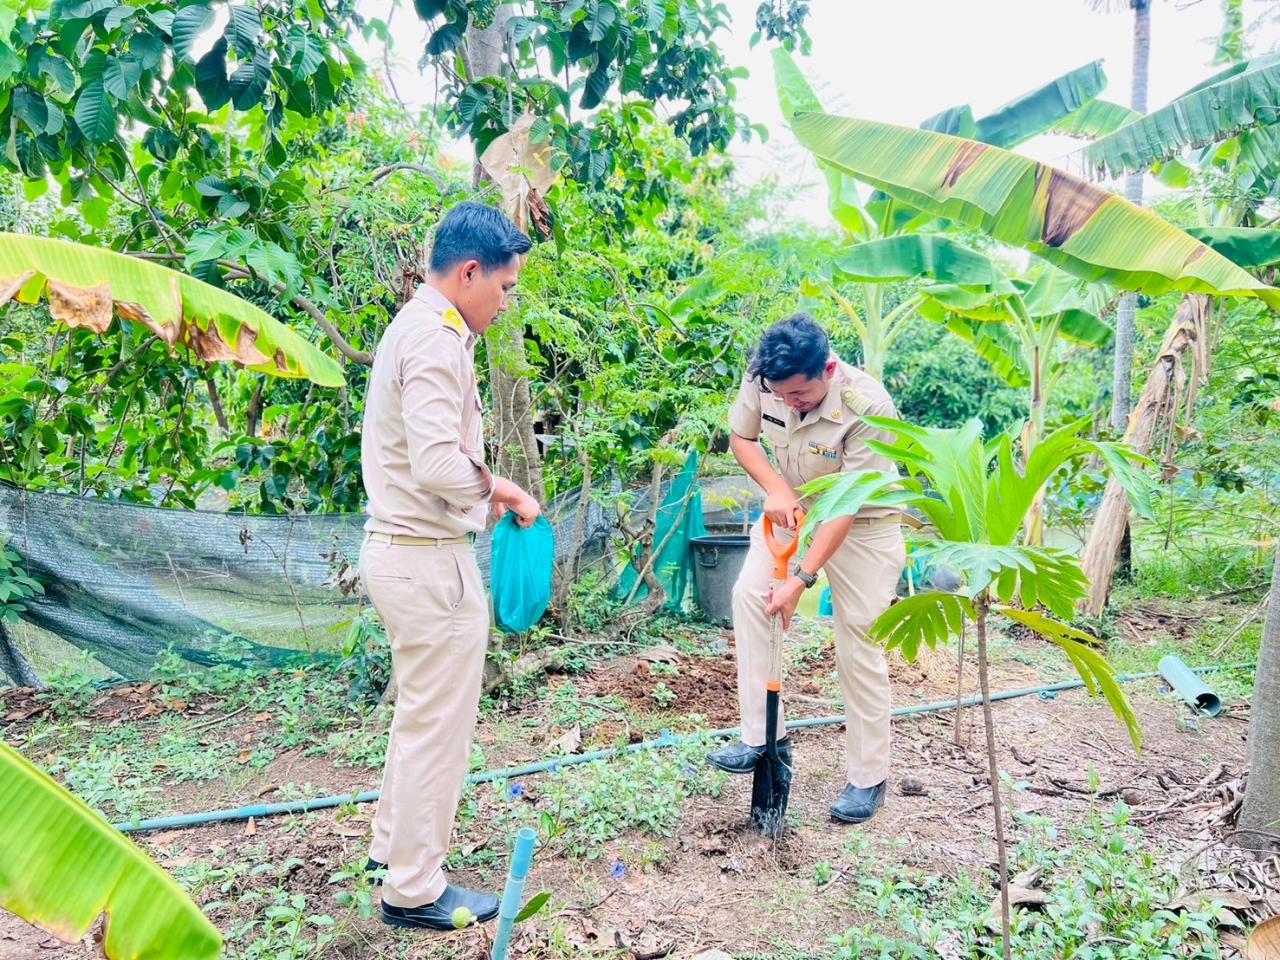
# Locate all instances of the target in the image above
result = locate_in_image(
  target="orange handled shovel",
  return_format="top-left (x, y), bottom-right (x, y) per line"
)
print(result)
top-left (750, 512), bottom-right (801, 838)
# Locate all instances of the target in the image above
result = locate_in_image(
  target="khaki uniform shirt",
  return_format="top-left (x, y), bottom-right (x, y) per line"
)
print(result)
top-left (362, 286), bottom-right (494, 538)
top-left (728, 358), bottom-right (898, 518)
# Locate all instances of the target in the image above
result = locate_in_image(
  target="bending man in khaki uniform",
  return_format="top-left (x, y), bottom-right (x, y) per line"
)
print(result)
top-left (707, 313), bottom-right (905, 824)
top-left (360, 202), bottom-right (541, 930)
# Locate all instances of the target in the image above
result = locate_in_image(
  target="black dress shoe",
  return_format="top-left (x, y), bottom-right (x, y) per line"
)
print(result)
top-left (706, 738), bottom-right (792, 774)
top-left (366, 858), bottom-right (387, 885)
top-left (381, 883), bottom-right (500, 930)
top-left (830, 781), bottom-right (887, 823)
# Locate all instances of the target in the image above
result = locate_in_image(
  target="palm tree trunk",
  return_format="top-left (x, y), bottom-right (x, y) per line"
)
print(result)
top-left (1238, 554), bottom-right (1280, 855)
top-left (1109, 0), bottom-right (1151, 433)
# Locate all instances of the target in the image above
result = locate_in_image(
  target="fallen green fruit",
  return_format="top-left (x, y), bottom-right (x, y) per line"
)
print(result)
top-left (452, 906), bottom-right (474, 929)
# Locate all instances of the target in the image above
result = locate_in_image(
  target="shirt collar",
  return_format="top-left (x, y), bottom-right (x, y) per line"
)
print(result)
top-left (815, 359), bottom-right (847, 425)
top-left (413, 284), bottom-right (476, 346)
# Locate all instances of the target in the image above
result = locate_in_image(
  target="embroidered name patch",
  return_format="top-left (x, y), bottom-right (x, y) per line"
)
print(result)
top-left (808, 441), bottom-right (839, 460)
top-left (762, 414), bottom-right (786, 427)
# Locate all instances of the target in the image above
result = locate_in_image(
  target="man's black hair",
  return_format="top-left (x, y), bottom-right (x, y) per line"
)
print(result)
top-left (747, 312), bottom-right (831, 383)
top-left (429, 201), bottom-right (532, 274)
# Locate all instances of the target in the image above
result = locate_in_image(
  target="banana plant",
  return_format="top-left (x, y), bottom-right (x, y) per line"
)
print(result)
top-left (788, 111), bottom-right (1280, 311)
top-left (836, 237), bottom-right (1114, 543)
top-left (1080, 52), bottom-right (1280, 185)
top-left (0, 741), bottom-right (222, 959)
top-left (0, 233), bottom-right (345, 387)
top-left (772, 50), bottom-right (1119, 378)
top-left (1062, 54), bottom-right (1280, 612)
top-left (798, 416), bottom-right (1155, 958)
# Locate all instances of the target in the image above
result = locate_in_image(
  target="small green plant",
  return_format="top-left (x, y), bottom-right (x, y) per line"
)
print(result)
top-left (38, 650), bottom-right (100, 718)
top-left (651, 682), bottom-right (677, 709)
top-left (517, 740), bottom-right (723, 859)
top-left (340, 612), bottom-right (390, 707)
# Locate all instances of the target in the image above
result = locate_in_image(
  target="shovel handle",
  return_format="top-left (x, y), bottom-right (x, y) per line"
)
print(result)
top-left (762, 512), bottom-right (804, 581)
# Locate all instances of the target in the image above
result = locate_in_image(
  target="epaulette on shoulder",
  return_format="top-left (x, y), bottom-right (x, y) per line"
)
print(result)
top-left (841, 387), bottom-right (874, 416)
top-left (440, 308), bottom-right (467, 338)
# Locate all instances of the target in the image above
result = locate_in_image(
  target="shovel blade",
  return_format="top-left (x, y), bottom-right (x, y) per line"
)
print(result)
top-left (750, 753), bottom-right (793, 839)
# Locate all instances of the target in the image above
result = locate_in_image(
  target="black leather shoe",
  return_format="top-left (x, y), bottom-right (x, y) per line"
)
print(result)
top-left (366, 858), bottom-right (386, 885)
top-left (706, 738), bottom-right (792, 774)
top-left (381, 883), bottom-right (500, 930)
top-left (830, 781), bottom-right (887, 823)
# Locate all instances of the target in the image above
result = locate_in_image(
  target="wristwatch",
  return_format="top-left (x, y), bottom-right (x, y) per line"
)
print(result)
top-left (794, 566), bottom-right (818, 589)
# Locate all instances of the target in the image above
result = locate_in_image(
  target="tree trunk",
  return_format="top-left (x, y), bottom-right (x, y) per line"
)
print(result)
top-left (1238, 555), bottom-right (1280, 854)
top-left (486, 332), bottom-right (547, 504)
top-left (977, 601), bottom-right (1012, 960)
top-left (1108, 0), bottom-right (1151, 433)
top-left (1081, 294), bottom-right (1211, 616)
top-left (555, 443), bottom-right (592, 629)
top-left (465, 4), bottom-right (546, 506)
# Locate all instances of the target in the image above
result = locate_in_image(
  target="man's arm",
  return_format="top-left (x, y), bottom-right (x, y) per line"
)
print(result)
top-left (491, 476), bottom-right (541, 527)
top-left (729, 433), bottom-right (803, 530)
top-left (765, 515), bottom-right (855, 628)
top-left (401, 339), bottom-right (494, 508)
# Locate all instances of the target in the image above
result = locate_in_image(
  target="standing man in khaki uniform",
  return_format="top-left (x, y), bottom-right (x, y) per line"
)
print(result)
top-left (360, 201), bottom-right (541, 930)
top-left (707, 313), bottom-right (905, 824)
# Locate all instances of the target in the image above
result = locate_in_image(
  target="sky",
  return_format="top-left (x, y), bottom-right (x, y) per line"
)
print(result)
top-left (359, 0), bottom-right (1280, 224)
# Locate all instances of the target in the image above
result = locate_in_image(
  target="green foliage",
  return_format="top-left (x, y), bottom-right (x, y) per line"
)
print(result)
top-left (0, 739), bottom-right (222, 959)
top-left (421, 1), bottom-right (758, 197)
top-left (880, 318), bottom-right (1025, 436)
top-left (0, 534), bottom-right (42, 624)
top-left (827, 807), bottom-right (1238, 958)
top-left (514, 738), bottom-right (723, 859)
top-left (338, 612), bottom-right (388, 708)
top-left (801, 416), bottom-right (1151, 746)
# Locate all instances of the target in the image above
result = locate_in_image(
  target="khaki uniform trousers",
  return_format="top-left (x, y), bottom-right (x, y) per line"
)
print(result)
top-left (360, 537), bottom-right (488, 908)
top-left (731, 518), bottom-right (905, 788)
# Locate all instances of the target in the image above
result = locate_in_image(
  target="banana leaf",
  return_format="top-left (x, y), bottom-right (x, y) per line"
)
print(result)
top-left (0, 233), bottom-right (345, 387)
top-left (1082, 54), bottom-right (1280, 178)
top-left (919, 60), bottom-right (1107, 148)
top-left (771, 48), bottom-right (871, 237)
top-left (0, 741), bottom-right (222, 959)
top-left (790, 112), bottom-right (1280, 309)
top-left (773, 54), bottom-right (1111, 237)
top-left (1185, 226), bottom-right (1280, 269)
top-left (833, 235), bottom-right (1004, 288)
top-left (969, 59), bottom-right (1107, 149)
top-left (1051, 99), bottom-right (1141, 140)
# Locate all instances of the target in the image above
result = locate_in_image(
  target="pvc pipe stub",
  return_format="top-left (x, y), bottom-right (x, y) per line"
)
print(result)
top-left (1158, 654), bottom-right (1223, 717)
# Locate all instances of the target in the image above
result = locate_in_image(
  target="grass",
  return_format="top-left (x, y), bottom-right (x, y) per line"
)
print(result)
top-left (1100, 537), bottom-right (1267, 705)
top-left (821, 804), bottom-right (1236, 959)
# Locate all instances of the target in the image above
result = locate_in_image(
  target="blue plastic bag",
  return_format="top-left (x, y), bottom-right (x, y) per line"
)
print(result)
top-left (490, 513), bottom-right (555, 633)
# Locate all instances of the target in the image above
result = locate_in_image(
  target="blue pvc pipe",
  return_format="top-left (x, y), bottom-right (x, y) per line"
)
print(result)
top-left (112, 661), bottom-right (1255, 834)
top-left (1158, 654), bottom-right (1223, 717)
top-left (491, 827), bottom-right (538, 960)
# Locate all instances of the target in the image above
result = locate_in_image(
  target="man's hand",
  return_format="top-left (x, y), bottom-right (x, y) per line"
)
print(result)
top-left (491, 478), bottom-right (542, 528)
top-left (763, 487), bottom-right (803, 529)
top-left (508, 490), bottom-right (541, 528)
top-left (765, 575), bottom-right (806, 630)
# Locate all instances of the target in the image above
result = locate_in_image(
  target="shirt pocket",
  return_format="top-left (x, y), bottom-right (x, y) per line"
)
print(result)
top-left (761, 421), bottom-right (790, 467)
top-left (799, 438), bottom-right (843, 482)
